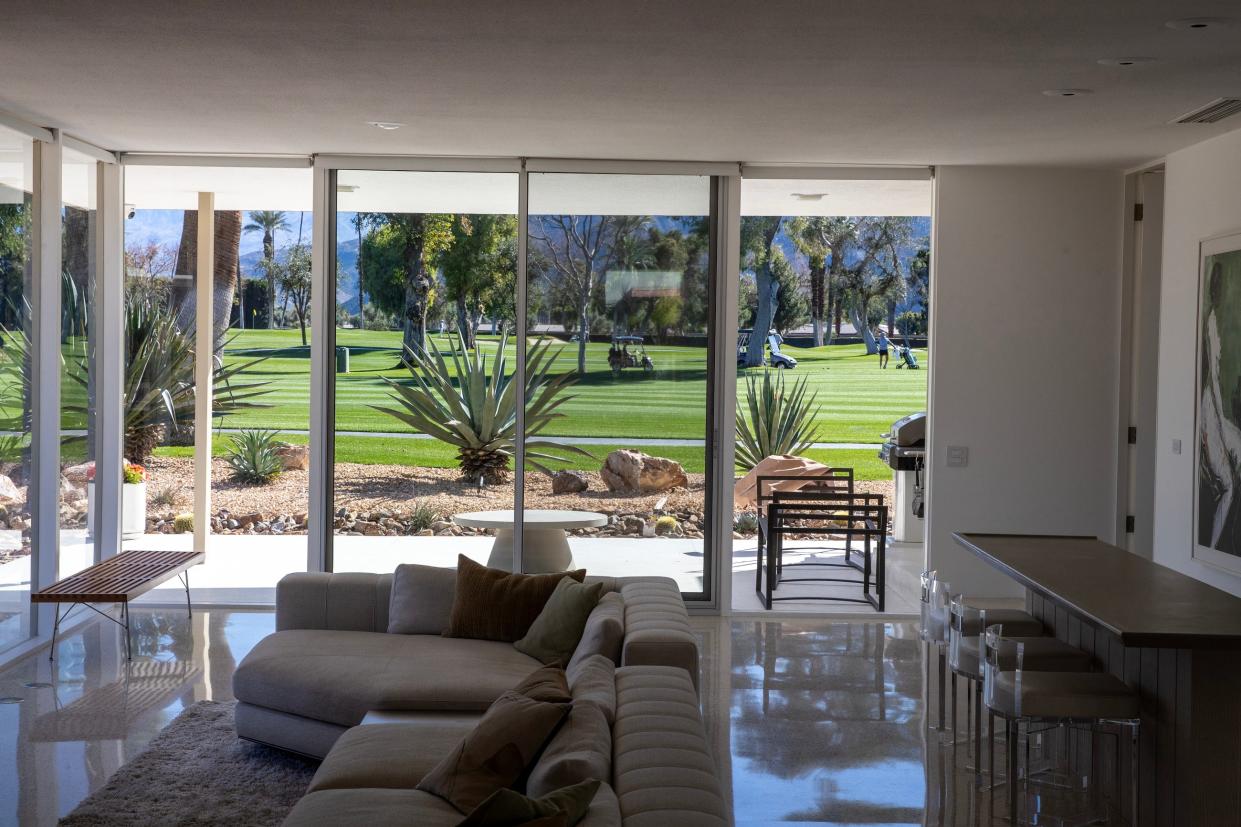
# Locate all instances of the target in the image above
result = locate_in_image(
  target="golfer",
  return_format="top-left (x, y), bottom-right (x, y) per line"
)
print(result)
top-left (876, 328), bottom-right (890, 368)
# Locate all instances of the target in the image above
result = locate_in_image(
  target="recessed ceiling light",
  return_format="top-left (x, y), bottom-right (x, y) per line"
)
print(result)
top-left (1097, 57), bottom-right (1156, 67)
top-left (1042, 88), bottom-right (1094, 97)
top-left (1165, 17), bottom-right (1230, 30)
top-left (792, 192), bottom-right (829, 201)
top-left (366, 121), bottom-right (405, 130)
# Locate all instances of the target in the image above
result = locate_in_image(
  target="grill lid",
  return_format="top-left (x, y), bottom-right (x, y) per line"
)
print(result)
top-left (886, 412), bottom-right (927, 446)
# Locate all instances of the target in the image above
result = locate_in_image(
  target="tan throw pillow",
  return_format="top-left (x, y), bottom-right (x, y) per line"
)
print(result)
top-left (445, 556), bottom-right (586, 642)
top-left (525, 702), bottom-right (611, 799)
top-left (417, 691), bottom-right (571, 814)
top-left (565, 592), bottom-right (625, 673)
top-left (457, 779), bottom-right (601, 827)
top-left (387, 563), bottom-right (457, 634)
top-left (512, 664), bottom-right (572, 704)
top-left (514, 578), bottom-right (605, 665)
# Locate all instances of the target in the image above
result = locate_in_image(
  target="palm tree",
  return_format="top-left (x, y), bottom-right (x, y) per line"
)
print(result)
top-left (243, 210), bottom-right (289, 328)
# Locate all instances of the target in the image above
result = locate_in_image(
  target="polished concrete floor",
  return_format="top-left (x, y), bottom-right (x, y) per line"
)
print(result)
top-left (0, 607), bottom-right (1023, 826)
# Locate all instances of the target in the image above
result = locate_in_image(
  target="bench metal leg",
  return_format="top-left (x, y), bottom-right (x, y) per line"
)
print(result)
top-left (48, 603), bottom-right (70, 661)
top-left (179, 571), bottom-right (192, 618)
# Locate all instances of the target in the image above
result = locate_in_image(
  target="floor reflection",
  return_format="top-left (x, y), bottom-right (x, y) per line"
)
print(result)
top-left (0, 608), bottom-right (273, 826)
top-left (727, 619), bottom-right (925, 825)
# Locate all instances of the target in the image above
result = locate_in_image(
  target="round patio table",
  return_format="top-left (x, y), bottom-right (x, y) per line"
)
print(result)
top-left (454, 509), bottom-right (608, 573)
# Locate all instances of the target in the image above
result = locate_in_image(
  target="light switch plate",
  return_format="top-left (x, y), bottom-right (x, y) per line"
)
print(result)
top-left (1172, 438), bottom-right (1182, 455)
top-left (946, 445), bottom-right (969, 468)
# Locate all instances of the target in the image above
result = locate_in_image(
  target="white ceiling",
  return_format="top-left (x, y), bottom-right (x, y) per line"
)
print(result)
top-left (5, 1), bottom-right (1238, 168)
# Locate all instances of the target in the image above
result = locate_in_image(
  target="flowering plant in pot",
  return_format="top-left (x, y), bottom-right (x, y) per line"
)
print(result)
top-left (86, 462), bottom-right (148, 540)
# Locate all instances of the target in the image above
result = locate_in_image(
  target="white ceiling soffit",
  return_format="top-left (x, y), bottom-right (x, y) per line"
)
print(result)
top-left (124, 165), bottom-right (313, 210)
top-left (336, 170), bottom-right (518, 214)
top-left (335, 170), bottom-right (711, 216)
top-left (741, 178), bottom-right (932, 217)
top-left (0, 127), bottom-right (33, 205)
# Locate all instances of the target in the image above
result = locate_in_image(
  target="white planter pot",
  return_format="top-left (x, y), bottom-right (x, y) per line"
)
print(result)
top-left (91, 481), bottom-right (147, 540)
top-left (123, 482), bottom-right (146, 540)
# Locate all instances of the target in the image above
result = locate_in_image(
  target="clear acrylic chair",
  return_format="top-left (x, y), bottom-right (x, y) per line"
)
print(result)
top-left (983, 624), bottom-right (1140, 825)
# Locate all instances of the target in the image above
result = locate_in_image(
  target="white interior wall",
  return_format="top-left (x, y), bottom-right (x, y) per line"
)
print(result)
top-left (926, 166), bottom-right (1125, 595)
top-left (1152, 129), bottom-right (1241, 596)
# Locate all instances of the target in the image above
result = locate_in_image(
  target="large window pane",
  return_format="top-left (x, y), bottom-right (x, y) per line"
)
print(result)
top-left (122, 165), bottom-right (312, 602)
top-left (332, 170), bottom-right (519, 573)
top-left (524, 173), bottom-right (712, 593)
top-left (0, 127), bottom-right (33, 654)
top-left (60, 148), bottom-right (97, 578)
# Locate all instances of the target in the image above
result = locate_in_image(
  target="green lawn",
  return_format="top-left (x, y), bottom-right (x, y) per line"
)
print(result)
top-left (170, 432), bottom-right (893, 481)
top-left (216, 328), bottom-right (927, 444)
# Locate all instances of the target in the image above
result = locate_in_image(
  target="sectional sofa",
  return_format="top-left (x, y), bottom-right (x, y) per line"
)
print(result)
top-left (233, 570), bottom-right (728, 826)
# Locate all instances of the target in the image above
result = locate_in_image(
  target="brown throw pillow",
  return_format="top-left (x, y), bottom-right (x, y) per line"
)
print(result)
top-left (512, 664), bottom-right (572, 704)
top-left (445, 555), bottom-right (586, 642)
top-left (417, 691), bottom-right (571, 814)
top-left (456, 779), bottom-right (601, 827)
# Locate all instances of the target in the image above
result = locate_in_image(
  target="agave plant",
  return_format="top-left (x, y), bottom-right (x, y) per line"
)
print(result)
top-left (224, 429), bottom-right (283, 484)
top-left (59, 290), bottom-right (274, 463)
top-left (373, 331), bottom-right (591, 483)
top-left (735, 369), bottom-right (822, 471)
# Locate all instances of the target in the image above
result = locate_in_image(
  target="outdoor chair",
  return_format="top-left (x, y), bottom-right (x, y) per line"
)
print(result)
top-left (757, 490), bottom-right (887, 611)
top-left (753, 468), bottom-right (854, 593)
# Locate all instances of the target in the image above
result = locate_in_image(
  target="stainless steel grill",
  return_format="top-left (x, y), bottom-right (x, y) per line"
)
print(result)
top-left (879, 412), bottom-right (926, 470)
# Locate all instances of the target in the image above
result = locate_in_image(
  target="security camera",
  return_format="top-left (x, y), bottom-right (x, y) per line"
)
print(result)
top-left (125, 204), bottom-right (136, 219)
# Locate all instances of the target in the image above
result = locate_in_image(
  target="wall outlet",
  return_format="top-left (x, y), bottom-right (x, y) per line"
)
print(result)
top-left (946, 445), bottom-right (969, 468)
top-left (1172, 438), bottom-right (1182, 455)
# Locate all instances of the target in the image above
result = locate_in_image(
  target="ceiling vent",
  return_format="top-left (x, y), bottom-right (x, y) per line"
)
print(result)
top-left (1172, 98), bottom-right (1241, 124)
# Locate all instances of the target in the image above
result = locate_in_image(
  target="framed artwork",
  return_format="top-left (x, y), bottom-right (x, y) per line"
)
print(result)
top-left (1194, 230), bottom-right (1241, 575)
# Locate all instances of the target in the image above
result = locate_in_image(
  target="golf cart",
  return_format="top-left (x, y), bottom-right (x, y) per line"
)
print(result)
top-left (736, 329), bottom-right (798, 369)
top-left (609, 335), bottom-right (654, 376)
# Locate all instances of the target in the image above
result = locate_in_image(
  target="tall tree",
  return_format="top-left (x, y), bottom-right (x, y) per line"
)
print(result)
top-left (439, 214), bottom-right (517, 349)
top-left (529, 214), bottom-right (643, 374)
top-left (358, 213), bottom-right (454, 359)
top-left (352, 213), bottom-right (366, 329)
top-left (739, 216), bottom-right (782, 367)
top-left (173, 210), bottom-right (243, 351)
top-left (269, 243), bottom-right (312, 346)
top-left (243, 210), bottom-right (288, 328)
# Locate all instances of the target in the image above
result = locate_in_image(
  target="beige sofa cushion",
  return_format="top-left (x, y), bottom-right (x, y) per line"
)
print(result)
top-left (567, 593), bottom-right (625, 673)
top-left (307, 721), bottom-right (478, 793)
top-left (612, 666), bottom-right (727, 826)
top-left (233, 629), bottom-right (542, 726)
top-left (387, 563), bottom-right (456, 634)
top-left (580, 782), bottom-right (623, 827)
top-left (566, 654), bottom-right (617, 725)
top-left (526, 700), bottom-right (612, 799)
top-left (283, 788), bottom-right (461, 827)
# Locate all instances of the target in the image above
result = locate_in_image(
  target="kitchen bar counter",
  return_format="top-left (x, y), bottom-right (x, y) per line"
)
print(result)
top-left (953, 532), bottom-right (1241, 648)
top-left (952, 532), bottom-right (1241, 826)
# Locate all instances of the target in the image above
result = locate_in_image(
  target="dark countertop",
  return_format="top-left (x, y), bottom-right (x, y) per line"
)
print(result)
top-left (953, 532), bottom-right (1241, 648)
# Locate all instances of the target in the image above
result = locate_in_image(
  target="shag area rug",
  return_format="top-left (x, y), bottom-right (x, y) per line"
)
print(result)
top-left (60, 700), bottom-right (317, 826)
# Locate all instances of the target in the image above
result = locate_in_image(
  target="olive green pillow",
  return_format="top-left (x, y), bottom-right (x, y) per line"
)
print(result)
top-left (456, 778), bottom-right (601, 827)
top-left (514, 577), bottom-right (605, 665)
top-left (445, 556), bottom-right (586, 642)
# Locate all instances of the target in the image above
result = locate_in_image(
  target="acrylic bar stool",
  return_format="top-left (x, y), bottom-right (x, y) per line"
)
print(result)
top-left (919, 572), bottom-right (951, 732)
top-left (982, 625), bottom-right (1141, 825)
top-left (948, 599), bottom-right (1092, 782)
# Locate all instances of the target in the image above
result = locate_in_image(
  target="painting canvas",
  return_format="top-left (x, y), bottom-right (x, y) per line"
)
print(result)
top-left (1195, 232), bottom-right (1241, 574)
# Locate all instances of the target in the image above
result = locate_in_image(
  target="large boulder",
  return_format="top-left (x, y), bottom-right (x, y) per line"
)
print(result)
top-left (600, 450), bottom-right (688, 493)
top-left (275, 444), bottom-right (310, 471)
top-left (0, 474), bottom-right (20, 504)
top-left (62, 462), bottom-right (94, 486)
top-left (552, 470), bottom-right (589, 495)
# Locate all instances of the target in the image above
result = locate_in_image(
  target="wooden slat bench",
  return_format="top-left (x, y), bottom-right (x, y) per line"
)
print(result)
top-left (31, 549), bottom-right (205, 660)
